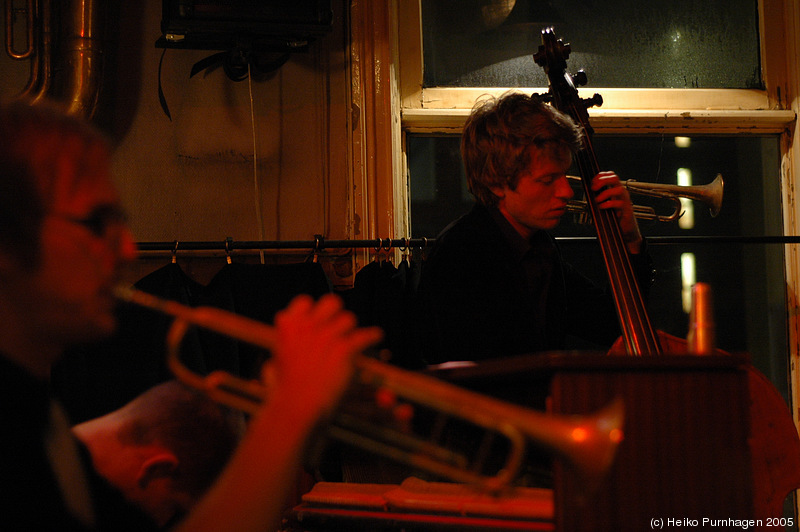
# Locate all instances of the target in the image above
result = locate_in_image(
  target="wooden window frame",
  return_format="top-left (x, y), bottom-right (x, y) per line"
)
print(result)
top-left (350, 1), bottom-right (800, 468)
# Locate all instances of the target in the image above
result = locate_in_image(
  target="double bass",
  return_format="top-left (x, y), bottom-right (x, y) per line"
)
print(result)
top-left (533, 27), bottom-right (800, 521)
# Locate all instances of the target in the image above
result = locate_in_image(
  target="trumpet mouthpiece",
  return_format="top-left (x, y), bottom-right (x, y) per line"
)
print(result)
top-left (113, 284), bottom-right (136, 302)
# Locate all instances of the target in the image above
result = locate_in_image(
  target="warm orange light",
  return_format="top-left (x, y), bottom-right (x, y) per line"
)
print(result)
top-left (571, 427), bottom-right (588, 442)
top-left (609, 428), bottom-right (624, 443)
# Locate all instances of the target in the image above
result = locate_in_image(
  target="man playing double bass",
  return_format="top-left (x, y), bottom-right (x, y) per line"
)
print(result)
top-left (418, 91), bottom-right (654, 367)
top-left (419, 55), bottom-right (799, 523)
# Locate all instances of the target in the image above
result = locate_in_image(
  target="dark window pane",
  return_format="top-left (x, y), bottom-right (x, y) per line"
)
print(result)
top-left (408, 134), bottom-right (787, 400)
top-left (422, 0), bottom-right (761, 88)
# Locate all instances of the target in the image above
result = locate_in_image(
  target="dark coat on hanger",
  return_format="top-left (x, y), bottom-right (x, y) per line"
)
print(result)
top-left (52, 263), bottom-right (205, 423)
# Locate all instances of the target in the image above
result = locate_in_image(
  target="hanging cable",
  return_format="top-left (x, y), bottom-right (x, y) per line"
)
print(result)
top-left (247, 63), bottom-right (266, 264)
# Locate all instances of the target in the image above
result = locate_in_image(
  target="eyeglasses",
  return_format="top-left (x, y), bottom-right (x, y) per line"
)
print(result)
top-left (52, 206), bottom-right (129, 239)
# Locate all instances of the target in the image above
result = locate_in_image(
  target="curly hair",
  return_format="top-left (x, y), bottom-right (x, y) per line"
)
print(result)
top-left (461, 92), bottom-right (583, 206)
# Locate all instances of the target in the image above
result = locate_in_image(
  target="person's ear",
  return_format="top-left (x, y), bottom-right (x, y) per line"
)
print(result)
top-left (489, 185), bottom-right (506, 199)
top-left (137, 453), bottom-right (179, 489)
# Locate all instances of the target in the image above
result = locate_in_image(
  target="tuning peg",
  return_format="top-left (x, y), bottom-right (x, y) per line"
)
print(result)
top-left (582, 93), bottom-right (604, 109)
top-left (572, 70), bottom-right (588, 87)
top-left (534, 27), bottom-right (571, 67)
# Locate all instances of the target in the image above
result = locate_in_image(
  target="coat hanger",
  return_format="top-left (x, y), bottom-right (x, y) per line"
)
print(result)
top-left (310, 234), bottom-right (322, 263)
top-left (224, 237), bottom-right (233, 264)
top-left (399, 238), bottom-right (411, 266)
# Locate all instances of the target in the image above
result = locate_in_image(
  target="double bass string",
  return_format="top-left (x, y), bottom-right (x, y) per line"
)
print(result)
top-left (570, 100), bottom-right (660, 356)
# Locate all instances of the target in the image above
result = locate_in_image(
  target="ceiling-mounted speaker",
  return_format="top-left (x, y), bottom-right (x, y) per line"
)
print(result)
top-left (156, 0), bottom-right (334, 52)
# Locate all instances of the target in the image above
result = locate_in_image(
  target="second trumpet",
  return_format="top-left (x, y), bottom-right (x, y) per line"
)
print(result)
top-left (568, 173), bottom-right (724, 223)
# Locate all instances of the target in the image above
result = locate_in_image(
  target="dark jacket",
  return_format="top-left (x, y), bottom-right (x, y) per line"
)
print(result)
top-left (418, 203), bottom-right (654, 364)
top-left (0, 355), bottom-right (159, 531)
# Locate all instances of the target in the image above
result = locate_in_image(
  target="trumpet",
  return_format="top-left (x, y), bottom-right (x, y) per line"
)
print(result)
top-left (114, 285), bottom-right (624, 492)
top-left (567, 173), bottom-right (724, 223)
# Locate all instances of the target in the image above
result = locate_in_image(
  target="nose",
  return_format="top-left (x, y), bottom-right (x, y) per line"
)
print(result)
top-left (555, 175), bottom-right (575, 200)
top-left (114, 226), bottom-right (139, 263)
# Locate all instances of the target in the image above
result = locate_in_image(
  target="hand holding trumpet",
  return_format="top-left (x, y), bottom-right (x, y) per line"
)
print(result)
top-left (266, 294), bottom-right (384, 423)
top-left (173, 294), bottom-right (383, 532)
top-left (591, 171), bottom-right (643, 254)
top-left (117, 284), bottom-right (624, 494)
top-left (117, 286), bottom-right (623, 530)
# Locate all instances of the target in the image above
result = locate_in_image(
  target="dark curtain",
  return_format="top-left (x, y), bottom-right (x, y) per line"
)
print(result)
top-left (341, 259), bottom-right (425, 368)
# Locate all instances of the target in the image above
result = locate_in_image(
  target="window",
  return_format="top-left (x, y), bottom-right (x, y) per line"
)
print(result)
top-left (422, 0), bottom-right (761, 89)
top-left (408, 134), bottom-right (786, 398)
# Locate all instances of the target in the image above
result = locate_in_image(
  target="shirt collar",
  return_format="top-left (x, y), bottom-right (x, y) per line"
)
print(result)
top-left (487, 205), bottom-right (528, 256)
top-left (486, 204), bottom-right (555, 261)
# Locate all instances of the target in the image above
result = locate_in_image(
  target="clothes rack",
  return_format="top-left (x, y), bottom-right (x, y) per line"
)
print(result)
top-left (135, 235), bottom-right (800, 253)
top-left (137, 237), bottom-right (436, 253)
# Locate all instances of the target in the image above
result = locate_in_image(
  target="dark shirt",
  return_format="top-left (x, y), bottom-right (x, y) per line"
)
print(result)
top-left (0, 355), bottom-right (159, 531)
top-left (418, 203), bottom-right (654, 364)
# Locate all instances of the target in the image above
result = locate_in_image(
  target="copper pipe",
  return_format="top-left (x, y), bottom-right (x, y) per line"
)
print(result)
top-left (61, 0), bottom-right (104, 118)
top-left (6, 0), bottom-right (52, 102)
top-left (24, 0), bottom-right (51, 104)
top-left (4, 0), bottom-right (34, 59)
top-left (6, 0), bottom-right (103, 118)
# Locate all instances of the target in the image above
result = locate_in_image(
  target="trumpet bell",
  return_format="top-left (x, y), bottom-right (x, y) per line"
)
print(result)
top-left (625, 173), bottom-right (724, 219)
top-left (345, 356), bottom-right (625, 491)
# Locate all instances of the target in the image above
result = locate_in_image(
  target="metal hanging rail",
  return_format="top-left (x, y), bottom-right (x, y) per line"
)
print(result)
top-left (136, 237), bottom-right (436, 253)
top-left (134, 235), bottom-right (800, 253)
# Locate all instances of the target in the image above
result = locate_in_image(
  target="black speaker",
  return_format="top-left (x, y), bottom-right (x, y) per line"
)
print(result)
top-left (156, 0), bottom-right (334, 52)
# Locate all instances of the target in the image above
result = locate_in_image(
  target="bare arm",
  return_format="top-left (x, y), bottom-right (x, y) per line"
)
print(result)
top-left (173, 294), bottom-right (382, 532)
